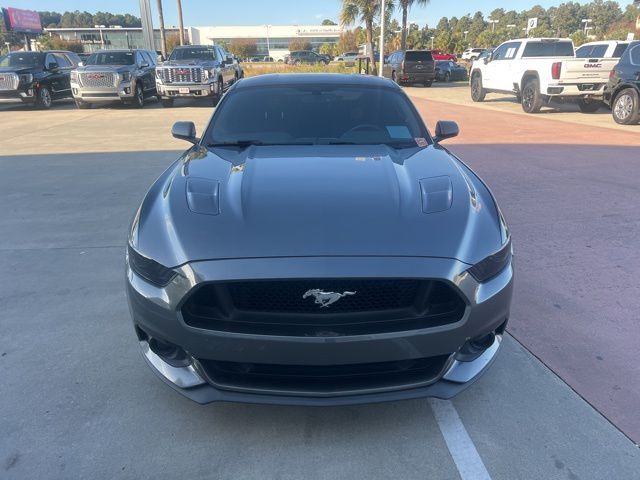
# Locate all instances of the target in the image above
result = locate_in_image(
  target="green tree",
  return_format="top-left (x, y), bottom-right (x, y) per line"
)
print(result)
top-left (319, 43), bottom-right (337, 56)
top-left (227, 39), bottom-right (258, 59)
top-left (288, 39), bottom-right (313, 51)
top-left (341, 0), bottom-right (394, 68)
top-left (337, 29), bottom-right (359, 53)
top-left (569, 30), bottom-right (588, 46)
top-left (322, 19), bottom-right (337, 25)
top-left (398, 0), bottom-right (429, 50)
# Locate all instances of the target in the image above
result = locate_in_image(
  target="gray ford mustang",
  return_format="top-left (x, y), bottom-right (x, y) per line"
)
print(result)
top-left (126, 74), bottom-right (513, 405)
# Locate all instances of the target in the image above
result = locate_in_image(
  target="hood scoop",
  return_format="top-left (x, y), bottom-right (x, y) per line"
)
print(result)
top-left (420, 176), bottom-right (453, 214)
top-left (186, 178), bottom-right (220, 215)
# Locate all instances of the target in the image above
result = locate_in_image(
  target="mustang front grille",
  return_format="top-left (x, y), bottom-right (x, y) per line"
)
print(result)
top-left (181, 278), bottom-right (466, 336)
top-left (198, 354), bottom-right (451, 395)
top-left (0, 73), bottom-right (19, 90)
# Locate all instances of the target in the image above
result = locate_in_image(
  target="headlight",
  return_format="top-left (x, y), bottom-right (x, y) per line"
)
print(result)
top-left (121, 71), bottom-right (131, 82)
top-left (127, 244), bottom-right (177, 287)
top-left (19, 73), bottom-right (33, 84)
top-left (70, 71), bottom-right (78, 83)
top-left (467, 238), bottom-right (512, 282)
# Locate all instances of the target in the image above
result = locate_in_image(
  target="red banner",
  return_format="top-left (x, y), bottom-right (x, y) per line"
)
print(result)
top-left (4, 7), bottom-right (42, 34)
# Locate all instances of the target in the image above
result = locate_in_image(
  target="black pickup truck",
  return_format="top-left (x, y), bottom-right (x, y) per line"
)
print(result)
top-left (0, 50), bottom-right (81, 108)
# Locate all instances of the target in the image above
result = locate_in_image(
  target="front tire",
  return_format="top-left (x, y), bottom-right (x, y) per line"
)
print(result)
top-left (612, 88), bottom-right (640, 125)
top-left (425, 80), bottom-right (433, 87)
top-left (36, 86), bottom-right (52, 109)
top-left (212, 79), bottom-right (223, 106)
top-left (578, 99), bottom-right (602, 113)
top-left (470, 73), bottom-right (485, 102)
top-left (131, 83), bottom-right (144, 109)
top-left (521, 78), bottom-right (543, 113)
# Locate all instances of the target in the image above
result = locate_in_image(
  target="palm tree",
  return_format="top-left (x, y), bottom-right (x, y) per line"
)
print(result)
top-left (399, 0), bottom-right (429, 50)
top-left (341, 0), bottom-right (394, 69)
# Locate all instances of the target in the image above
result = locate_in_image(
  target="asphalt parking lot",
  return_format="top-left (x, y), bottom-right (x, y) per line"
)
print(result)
top-left (1, 92), bottom-right (640, 479)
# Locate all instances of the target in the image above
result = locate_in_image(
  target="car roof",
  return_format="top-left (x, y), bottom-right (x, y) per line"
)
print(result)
top-left (235, 73), bottom-right (396, 89)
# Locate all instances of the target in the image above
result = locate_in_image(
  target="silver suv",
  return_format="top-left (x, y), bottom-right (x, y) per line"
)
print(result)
top-left (70, 49), bottom-right (157, 109)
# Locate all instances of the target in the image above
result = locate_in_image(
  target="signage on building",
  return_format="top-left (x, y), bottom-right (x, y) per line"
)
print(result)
top-left (295, 26), bottom-right (341, 37)
top-left (2, 7), bottom-right (42, 34)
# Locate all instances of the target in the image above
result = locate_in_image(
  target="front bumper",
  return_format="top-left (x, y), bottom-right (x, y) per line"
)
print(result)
top-left (156, 81), bottom-right (217, 98)
top-left (71, 82), bottom-right (135, 103)
top-left (126, 256), bottom-right (513, 405)
top-left (0, 87), bottom-right (36, 103)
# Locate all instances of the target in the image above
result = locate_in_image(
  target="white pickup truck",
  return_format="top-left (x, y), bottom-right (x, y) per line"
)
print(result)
top-left (470, 38), bottom-right (619, 113)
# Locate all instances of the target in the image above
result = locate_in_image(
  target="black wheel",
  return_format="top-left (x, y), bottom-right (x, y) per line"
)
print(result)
top-left (36, 86), bottom-right (52, 109)
top-left (132, 83), bottom-right (144, 108)
top-left (160, 98), bottom-right (174, 108)
top-left (293, 60), bottom-right (301, 66)
top-left (521, 78), bottom-right (543, 113)
top-left (212, 79), bottom-right (223, 106)
top-left (578, 99), bottom-right (602, 113)
top-left (612, 88), bottom-right (640, 125)
top-left (425, 80), bottom-right (433, 87)
top-left (470, 73), bottom-right (485, 102)
top-left (391, 71), bottom-right (398, 84)
top-left (444, 72), bottom-right (451, 82)
top-left (75, 100), bottom-right (90, 109)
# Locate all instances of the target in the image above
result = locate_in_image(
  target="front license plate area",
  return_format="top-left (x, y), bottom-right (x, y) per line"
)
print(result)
top-left (179, 87), bottom-right (190, 94)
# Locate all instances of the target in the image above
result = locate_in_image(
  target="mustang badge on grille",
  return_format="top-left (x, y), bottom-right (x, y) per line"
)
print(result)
top-left (303, 289), bottom-right (356, 308)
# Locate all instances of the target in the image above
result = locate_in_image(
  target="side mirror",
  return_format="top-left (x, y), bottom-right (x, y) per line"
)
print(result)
top-left (483, 54), bottom-right (492, 64)
top-left (433, 120), bottom-right (459, 142)
top-left (140, 62), bottom-right (149, 68)
top-left (172, 121), bottom-right (198, 144)
top-left (47, 61), bottom-right (59, 71)
top-left (78, 61), bottom-right (84, 67)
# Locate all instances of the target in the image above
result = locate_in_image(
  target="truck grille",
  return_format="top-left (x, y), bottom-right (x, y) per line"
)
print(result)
top-left (159, 67), bottom-right (203, 84)
top-left (79, 72), bottom-right (116, 88)
top-left (0, 73), bottom-right (19, 90)
top-left (182, 278), bottom-right (466, 336)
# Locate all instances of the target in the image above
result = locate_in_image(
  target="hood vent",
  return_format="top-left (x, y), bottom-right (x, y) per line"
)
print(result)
top-left (186, 178), bottom-right (220, 215)
top-left (419, 176), bottom-right (453, 214)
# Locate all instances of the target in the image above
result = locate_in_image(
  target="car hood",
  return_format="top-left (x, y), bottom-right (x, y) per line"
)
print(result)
top-left (133, 145), bottom-right (503, 267)
top-left (76, 65), bottom-right (132, 73)
top-left (0, 66), bottom-right (40, 74)
top-left (161, 60), bottom-right (216, 67)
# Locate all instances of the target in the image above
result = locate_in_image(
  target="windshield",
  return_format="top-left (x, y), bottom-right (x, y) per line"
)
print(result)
top-left (204, 84), bottom-right (429, 148)
top-left (169, 47), bottom-right (216, 61)
top-left (522, 41), bottom-right (574, 57)
top-left (0, 52), bottom-right (44, 67)
top-left (86, 51), bottom-right (135, 66)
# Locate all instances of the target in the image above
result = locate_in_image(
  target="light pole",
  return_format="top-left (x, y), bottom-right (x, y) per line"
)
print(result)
top-left (489, 19), bottom-right (499, 32)
top-left (176, 0), bottom-right (185, 45)
top-left (378, 0), bottom-right (385, 77)
top-left (265, 24), bottom-right (271, 58)
top-left (430, 36), bottom-right (434, 50)
top-left (4, 42), bottom-right (10, 54)
top-left (463, 30), bottom-right (468, 41)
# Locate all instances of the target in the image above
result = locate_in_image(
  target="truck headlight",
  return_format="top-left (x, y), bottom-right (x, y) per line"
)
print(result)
top-left (467, 238), bottom-right (512, 282)
top-left (121, 71), bottom-right (131, 82)
top-left (19, 73), bottom-right (33, 84)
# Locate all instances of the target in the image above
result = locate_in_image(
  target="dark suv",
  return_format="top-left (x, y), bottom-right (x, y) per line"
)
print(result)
top-left (71, 49), bottom-right (157, 109)
top-left (383, 50), bottom-right (436, 87)
top-left (603, 41), bottom-right (640, 125)
top-left (285, 51), bottom-right (330, 65)
top-left (0, 50), bottom-right (80, 108)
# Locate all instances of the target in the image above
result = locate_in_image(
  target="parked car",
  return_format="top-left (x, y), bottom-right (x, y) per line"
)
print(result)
top-left (430, 49), bottom-right (457, 61)
top-left (126, 73), bottom-right (513, 405)
top-left (263, 56), bottom-right (274, 62)
top-left (435, 60), bottom-right (468, 82)
top-left (77, 52), bottom-right (92, 63)
top-left (284, 51), bottom-right (330, 65)
top-left (461, 48), bottom-right (486, 61)
top-left (470, 38), bottom-right (619, 113)
top-left (603, 40), bottom-right (640, 124)
top-left (383, 50), bottom-right (436, 87)
top-left (70, 49), bottom-right (157, 109)
top-left (0, 50), bottom-right (79, 109)
top-left (575, 40), bottom-right (630, 59)
top-left (155, 45), bottom-right (237, 107)
top-left (335, 51), bottom-right (358, 62)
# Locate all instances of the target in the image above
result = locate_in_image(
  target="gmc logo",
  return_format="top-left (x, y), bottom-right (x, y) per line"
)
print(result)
top-left (176, 69), bottom-right (189, 75)
top-left (87, 73), bottom-right (104, 79)
top-left (584, 63), bottom-right (602, 68)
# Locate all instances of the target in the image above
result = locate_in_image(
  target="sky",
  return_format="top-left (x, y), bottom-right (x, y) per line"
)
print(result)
top-left (3, 0), bottom-right (636, 27)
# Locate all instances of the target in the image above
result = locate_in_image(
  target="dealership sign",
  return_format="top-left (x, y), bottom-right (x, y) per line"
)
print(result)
top-left (2, 7), bottom-right (42, 34)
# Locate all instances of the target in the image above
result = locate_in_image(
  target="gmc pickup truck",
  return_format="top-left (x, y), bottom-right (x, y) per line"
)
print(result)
top-left (470, 38), bottom-right (618, 113)
top-left (155, 45), bottom-right (238, 107)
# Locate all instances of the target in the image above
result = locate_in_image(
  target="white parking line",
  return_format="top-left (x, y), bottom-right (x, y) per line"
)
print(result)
top-left (429, 398), bottom-right (492, 480)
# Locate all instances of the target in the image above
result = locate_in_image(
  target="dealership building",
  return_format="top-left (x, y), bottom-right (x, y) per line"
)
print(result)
top-left (45, 24), bottom-right (342, 59)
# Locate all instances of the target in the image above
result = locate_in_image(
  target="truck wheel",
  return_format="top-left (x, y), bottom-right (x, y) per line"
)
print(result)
top-left (160, 98), bottom-right (174, 108)
top-left (578, 99), bottom-right (602, 113)
top-left (470, 73), bottom-right (485, 102)
top-left (36, 86), bottom-right (52, 109)
top-left (521, 78), bottom-right (543, 113)
top-left (612, 88), bottom-right (640, 125)
top-left (425, 80), bottom-right (433, 87)
top-left (212, 79), bottom-right (223, 106)
top-left (132, 84), bottom-right (144, 108)
top-left (75, 100), bottom-right (90, 109)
